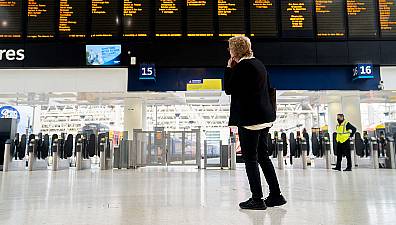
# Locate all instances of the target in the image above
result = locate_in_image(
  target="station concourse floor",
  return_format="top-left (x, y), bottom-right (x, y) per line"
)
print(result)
top-left (0, 166), bottom-right (396, 225)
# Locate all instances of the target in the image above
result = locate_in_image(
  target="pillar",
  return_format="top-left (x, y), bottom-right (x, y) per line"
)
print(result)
top-left (124, 98), bottom-right (146, 140)
top-left (327, 100), bottom-right (342, 135)
top-left (341, 96), bottom-right (362, 133)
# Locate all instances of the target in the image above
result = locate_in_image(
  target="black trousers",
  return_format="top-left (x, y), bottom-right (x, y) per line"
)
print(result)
top-left (238, 127), bottom-right (282, 199)
top-left (336, 140), bottom-right (352, 169)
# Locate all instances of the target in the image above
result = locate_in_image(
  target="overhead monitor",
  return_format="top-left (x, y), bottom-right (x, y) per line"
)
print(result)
top-left (281, 0), bottom-right (314, 38)
top-left (0, 0), bottom-right (23, 39)
top-left (86, 45), bottom-right (121, 66)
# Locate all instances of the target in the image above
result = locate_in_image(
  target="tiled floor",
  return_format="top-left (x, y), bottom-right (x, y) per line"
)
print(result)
top-left (0, 166), bottom-right (395, 225)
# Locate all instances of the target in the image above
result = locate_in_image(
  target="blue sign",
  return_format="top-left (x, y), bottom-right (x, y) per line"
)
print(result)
top-left (353, 64), bottom-right (374, 80)
top-left (139, 64), bottom-right (156, 80)
top-left (0, 106), bottom-right (20, 121)
top-left (86, 45), bottom-right (121, 66)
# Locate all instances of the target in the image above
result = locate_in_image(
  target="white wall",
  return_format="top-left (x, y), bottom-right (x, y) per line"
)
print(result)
top-left (0, 68), bottom-right (128, 93)
top-left (381, 67), bottom-right (396, 90)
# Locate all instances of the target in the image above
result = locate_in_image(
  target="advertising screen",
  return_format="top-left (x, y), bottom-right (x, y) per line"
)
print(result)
top-left (86, 45), bottom-right (121, 66)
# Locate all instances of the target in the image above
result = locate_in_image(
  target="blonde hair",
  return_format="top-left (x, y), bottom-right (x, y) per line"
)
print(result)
top-left (228, 36), bottom-right (253, 59)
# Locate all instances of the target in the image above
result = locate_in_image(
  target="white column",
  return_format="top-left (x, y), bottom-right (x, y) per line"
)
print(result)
top-left (32, 106), bottom-right (42, 134)
top-left (327, 101), bottom-right (342, 135)
top-left (341, 96), bottom-right (362, 133)
top-left (124, 98), bottom-right (146, 140)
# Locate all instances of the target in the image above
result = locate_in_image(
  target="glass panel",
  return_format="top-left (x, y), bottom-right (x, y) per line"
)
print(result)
top-left (169, 132), bottom-right (183, 165)
top-left (184, 132), bottom-right (197, 165)
top-left (206, 140), bottom-right (220, 165)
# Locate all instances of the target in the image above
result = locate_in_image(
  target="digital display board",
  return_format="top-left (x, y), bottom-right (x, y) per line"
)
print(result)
top-left (123, 0), bottom-right (151, 37)
top-left (155, 0), bottom-right (182, 37)
top-left (281, 0), bottom-right (314, 38)
top-left (315, 0), bottom-right (346, 38)
top-left (218, 0), bottom-right (245, 37)
top-left (379, 0), bottom-right (396, 37)
top-left (347, 0), bottom-right (378, 38)
top-left (59, 0), bottom-right (87, 38)
top-left (27, 0), bottom-right (56, 39)
top-left (250, 0), bottom-right (278, 37)
top-left (86, 45), bottom-right (121, 66)
top-left (187, 0), bottom-right (214, 37)
top-left (91, 0), bottom-right (120, 37)
top-left (0, 0), bottom-right (22, 38)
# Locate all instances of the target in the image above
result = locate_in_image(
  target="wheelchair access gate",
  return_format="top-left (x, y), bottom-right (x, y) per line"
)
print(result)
top-left (132, 129), bottom-right (201, 168)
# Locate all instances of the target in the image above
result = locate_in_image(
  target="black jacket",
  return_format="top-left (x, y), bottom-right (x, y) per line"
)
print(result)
top-left (345, 122), bottom-right (357, 138)
top-left (224, 58), bottom-right (276, 127)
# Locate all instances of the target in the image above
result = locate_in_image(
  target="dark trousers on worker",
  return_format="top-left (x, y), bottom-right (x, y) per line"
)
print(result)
top-left (238, 127), bottom-right (282, 199)
top-left (336, 140), bottom-right (352, 169)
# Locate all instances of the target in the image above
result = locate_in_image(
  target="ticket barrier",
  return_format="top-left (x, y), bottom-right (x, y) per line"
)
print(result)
top-left (276, 137), bottom-right (285, 170)
top-left (2, 140), bottom-right (25, 172)
top-left (52, 139), bottom-right (69, 171)
top-left (313, 137), bottom-right (332, 169)
top-left (291, 137), bottom-right (308, 169)
top-left (75, 138), bottom-right (91, 170)
top-left (99, 137), bottom-right (113, 170)
top-left (385, 137), bottom-right (396, 169)
top-left (27, 139), bottom-right (48, 171)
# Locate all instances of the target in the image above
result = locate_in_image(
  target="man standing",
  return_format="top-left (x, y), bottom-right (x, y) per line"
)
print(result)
top-left (333, 114), bottom-right (357, 171)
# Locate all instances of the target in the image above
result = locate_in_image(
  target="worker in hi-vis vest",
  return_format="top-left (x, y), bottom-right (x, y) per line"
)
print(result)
top-left (333, 114), bottom-right (357, 171)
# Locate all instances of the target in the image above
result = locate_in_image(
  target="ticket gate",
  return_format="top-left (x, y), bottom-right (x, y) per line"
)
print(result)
top-left (99, 137), bottom-right (113, 170)
top-left (27, 138), bottom-right (48, 171)
top-left (2, 139), bottom-right (25, 172)
top-left (385, 137), bottom-right (396, 169)
top-left (75, 137), bottom-right (91, 170)
top-left (313, 136), bottom-right (332, 169)
top-left (131, 129), bottom-right (201, 168)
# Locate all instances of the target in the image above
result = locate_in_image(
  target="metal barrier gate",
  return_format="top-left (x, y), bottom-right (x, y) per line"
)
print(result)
top-left (131, 129), bottom-right (201, 168)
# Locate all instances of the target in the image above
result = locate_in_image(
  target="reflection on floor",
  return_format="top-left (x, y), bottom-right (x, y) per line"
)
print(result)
top-left (0, 166), bottom-right (396, 225)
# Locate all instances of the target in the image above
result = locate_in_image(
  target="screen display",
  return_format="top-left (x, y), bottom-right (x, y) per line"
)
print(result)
top-left (379, 0), bottom-right (396, 37)
top-left (123, 0), bottom-right (151, 37)
top-left (0, 0), bottom-right (22, 38)
top-left (59, 0), bottom-right (87, 38)
top-left (347, 0), bottom-right (378, 38)
top-left (281, 0), bottom-right (314, 38)
top-left (27, 0), bottom-right (56, 39)
top-left (86, 45), bottom-right (121, 66)
top-left (250, 0), bottom-right (278, 37)
top-left (155, 0), bottom-right (183, 37)
top-left (315, 0), bottom-right (346, 38)
top-left (218, 0), bottom-right (245, 37)
top-left (187, 0), bottom-right (214, 37)
top-left (91, 0), bottom-right (120, 37)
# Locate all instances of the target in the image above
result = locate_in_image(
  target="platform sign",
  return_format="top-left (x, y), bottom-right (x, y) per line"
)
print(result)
top-left (353, 64), bottom-right (374, 80)
top-left (139, 64), bottom-right (156, 80)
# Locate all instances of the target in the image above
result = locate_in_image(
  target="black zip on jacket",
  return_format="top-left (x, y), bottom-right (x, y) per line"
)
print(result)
top-left (224, 58), bottom-right (276, 127)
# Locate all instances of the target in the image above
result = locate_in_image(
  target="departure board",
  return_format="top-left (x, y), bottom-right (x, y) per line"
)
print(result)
top-left (0, 0), bottom-right (22, 38)
top-left (123, 0), bottom-right (150, 37)
top-left (187, 0), bottom-right (214, 37)
top-left (27, 0), bottom-right (56, 39)
top-left (315, 0), bottom-right (346, 38)
top-left (347, 0), bottom-right (378, 38)
top-left (91, 0), bottom-right (120, 37)
top-left (218, 0), bottom-right (245, 37)
top-left (155, 0), bottom-right (183, 37)
top-left (59, 0), bottom-right (87, 38)
top-left (379, 0), bottom-right (396, 37)
top-left (281, 0), bottom-right (314, 38)
top-left (250, 0), bottom-right (278, 37)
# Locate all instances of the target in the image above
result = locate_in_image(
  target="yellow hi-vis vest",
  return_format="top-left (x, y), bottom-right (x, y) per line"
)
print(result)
top-left (336, 120), bottom-right (351, 143)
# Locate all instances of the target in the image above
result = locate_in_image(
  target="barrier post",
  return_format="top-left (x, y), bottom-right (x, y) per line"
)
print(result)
top-left (302, 138), bottom-right (307, 169)
top-left (371, 137), bottom-right (379, 169)
top-left (52, 139), bottom-right (59, 171)
top-left (76, 138), bottom-right (82, 170)
top-left (3, 140), bottom-right (12, 172)
top-left (324, 137), bottom-right (332, 169)
top-left (277, 138), bottom-right (284, 170)
top-left (100, 138), bottom-right (106, 170)
top-left (28, 140), bottom-right (36, 171)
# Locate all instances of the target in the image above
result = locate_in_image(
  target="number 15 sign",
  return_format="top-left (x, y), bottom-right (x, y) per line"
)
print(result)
top-left (139, 64), bottom-right (156, 81)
